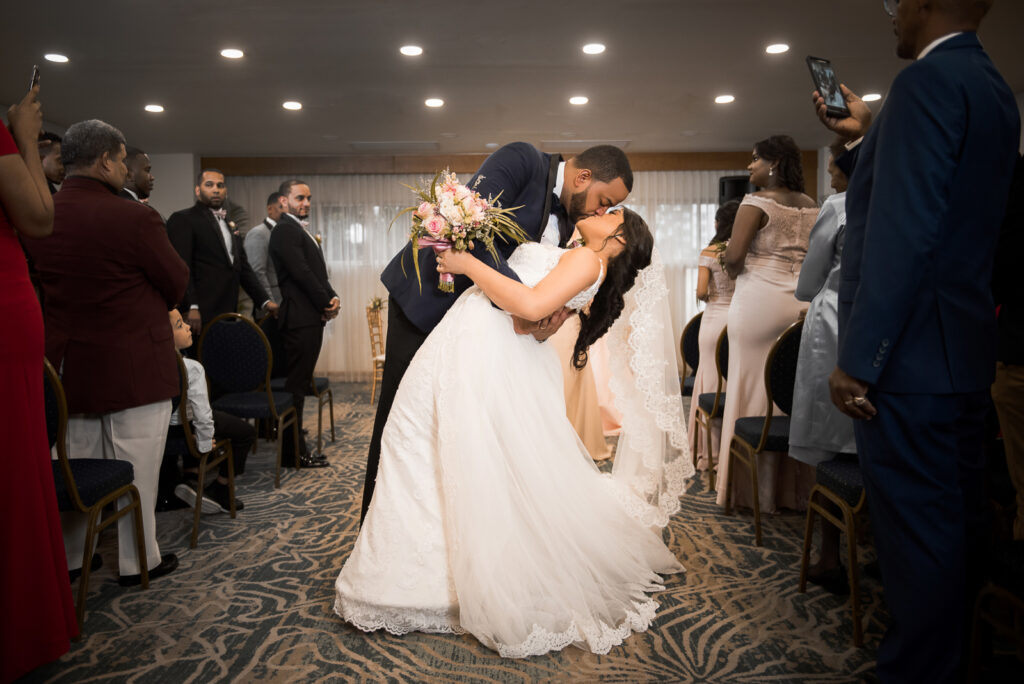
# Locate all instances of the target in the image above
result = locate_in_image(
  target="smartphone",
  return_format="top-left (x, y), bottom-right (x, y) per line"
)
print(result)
top-left (806, 56), bottom-right (849, 118)
top-left (29, 64), bottom-right (40, 89)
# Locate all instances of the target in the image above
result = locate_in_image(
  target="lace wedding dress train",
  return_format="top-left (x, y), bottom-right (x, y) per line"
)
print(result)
top-left (335, 243), bottom-right (689, 657)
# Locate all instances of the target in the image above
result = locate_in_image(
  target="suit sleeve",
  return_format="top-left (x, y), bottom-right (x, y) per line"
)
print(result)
top-left (795, 198), bottom-right (839, 302)
top-left (270, 222), bottom-right (333, 310)
top-left (166, 211), bottom-right (196, 309)
top-left (135, 207), bottom-right (189, 307)
top-left (244, 229), bottom-right (275, 298)
top-left (236, 234), bottom-right (270, 307)
top-left (837, 64), bottom-right (964, 383)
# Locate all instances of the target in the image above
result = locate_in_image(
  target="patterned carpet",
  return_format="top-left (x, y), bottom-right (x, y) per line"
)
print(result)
top-left (27, 383), bottom-right (884, 683)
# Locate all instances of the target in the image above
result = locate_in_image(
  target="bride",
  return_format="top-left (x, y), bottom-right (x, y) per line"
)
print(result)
top-left (335, 207), bottom-right (688, 658)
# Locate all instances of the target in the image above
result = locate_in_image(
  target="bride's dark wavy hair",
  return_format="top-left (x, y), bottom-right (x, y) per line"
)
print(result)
top-left (572, 208), bottom-right (654, 370)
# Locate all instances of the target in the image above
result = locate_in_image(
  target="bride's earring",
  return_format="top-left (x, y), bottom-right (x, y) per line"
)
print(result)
top-left (769, 167), bottom-right (774, 177)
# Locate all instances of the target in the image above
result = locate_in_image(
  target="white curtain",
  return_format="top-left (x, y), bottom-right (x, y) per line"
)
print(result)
top-left (230, 169), bottom-right (744, 380)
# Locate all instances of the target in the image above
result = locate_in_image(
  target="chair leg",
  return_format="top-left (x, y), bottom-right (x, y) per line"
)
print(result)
top-left (316, 395), bottom-right (324, 453)
top-left (799, 491), bottom-right (818, 593)
top-left (130, 490), bottom-right (149, 589)
top-left (192, 458), bottom-right (208, 549)
top-left (750, 451), bottom-right (763, 546)
top-left (327, 389), bottom-right (336, 442)
top-left (76, 507), bottom-right (102, 629)
top-left (724, 441), bottom-right (736, 516)
top-left (226, 444), bottom-right (237, 519)
top-left (844, 507), bottom-right (863, 647)
top-left (274, 416), bottom-right (284, 489)
top-left (706, 416), bottom-right (716, 493)
top-left (691, 414), bottom-right (701, 469)
top-left (370, 371), bottom-right (378, 404)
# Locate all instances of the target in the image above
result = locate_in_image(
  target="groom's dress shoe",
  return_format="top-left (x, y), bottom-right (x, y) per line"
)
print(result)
top-left (118, 553), bottom-right (178, 587)
top-left (298, 452), bottom-right (329, 468)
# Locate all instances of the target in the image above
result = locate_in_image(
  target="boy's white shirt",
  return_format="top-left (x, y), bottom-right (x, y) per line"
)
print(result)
top-left (169, 356), bottom-right (215, 453)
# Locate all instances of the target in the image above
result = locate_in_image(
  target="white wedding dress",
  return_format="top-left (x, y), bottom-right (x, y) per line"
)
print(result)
top-left (335, 242), bottom-right (689, 658)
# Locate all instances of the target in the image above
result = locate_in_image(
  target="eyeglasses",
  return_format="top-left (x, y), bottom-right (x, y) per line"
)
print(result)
top-left (883, 0), bottom-right (899, 18)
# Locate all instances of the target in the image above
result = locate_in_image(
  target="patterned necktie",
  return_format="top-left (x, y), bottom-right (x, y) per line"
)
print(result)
top-left (211, 208), bottom-right (227, 220)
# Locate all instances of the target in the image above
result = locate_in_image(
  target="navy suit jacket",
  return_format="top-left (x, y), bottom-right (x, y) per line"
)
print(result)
top-left (837, 33), bottom-right (1019, 394)
top-left (167, 202), bottom-right (270, 321)
top-left (380, 142), bottom-right (565, 333)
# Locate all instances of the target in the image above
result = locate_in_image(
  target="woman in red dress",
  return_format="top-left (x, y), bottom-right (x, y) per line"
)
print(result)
top-left (0, 84), bottom-right (78, 682)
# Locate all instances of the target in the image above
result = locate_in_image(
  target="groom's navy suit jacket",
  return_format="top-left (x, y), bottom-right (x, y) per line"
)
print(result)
top-left (381, 142), bottom-right (565, 333)
top-left (837, 33), bottom-right (1019, 394)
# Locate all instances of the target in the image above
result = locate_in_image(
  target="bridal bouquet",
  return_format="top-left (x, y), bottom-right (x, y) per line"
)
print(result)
top-left (394, 170), bottom-right (528, 292)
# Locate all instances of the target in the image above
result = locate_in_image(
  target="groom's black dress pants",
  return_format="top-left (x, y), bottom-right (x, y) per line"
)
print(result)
top-left (361, 296), bottom-right (428, 523)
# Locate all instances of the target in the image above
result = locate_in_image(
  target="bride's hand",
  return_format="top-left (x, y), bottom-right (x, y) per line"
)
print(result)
top-left (436, 248), bottom-right (475, 275)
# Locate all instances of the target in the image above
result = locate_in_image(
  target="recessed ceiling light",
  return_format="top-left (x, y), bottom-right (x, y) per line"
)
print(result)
top-left (144, 104), bottom-right (164, 113)
top-left (714, 95), bottom-right (735, 104)
top-left (44, 53), bottom-right (69, 63)
top-left (282, 101), bottom-right (302, 110)
top-left (485, 142), bottom-right (499, 149)
top-left (582, 43), bottom-right (605, 55)
top-left (220, 48), bottom-right (244, 59)
top-left (400, 45), bottom-right (423, 56)
top-left (424, 98), bottom-right (444, 108)
top-left (862, 93), bottom-right (882, 102)
top-left (569, 96), bottom-right (589, 105)
top-left (765, 43), bottom-right (789, 54)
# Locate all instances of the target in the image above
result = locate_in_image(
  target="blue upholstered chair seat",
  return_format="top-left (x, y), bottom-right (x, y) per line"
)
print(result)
top-left (816, 458), bottom-right (865, 507)
top-left (682, 376), bottom-right (695, 396)
top-left (52, 459), bottom-right (135, 509)
top-left (698, 392), bottom-right (726, 416)
top-left (269, 377), bottom-right (330, 394)
top-left (734, 415), bottom-right (790, 452)
top-left (212, 391), bottom-right (293, 418)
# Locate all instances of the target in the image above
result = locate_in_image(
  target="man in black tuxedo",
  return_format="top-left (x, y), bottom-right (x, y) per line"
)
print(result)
top-left (167, 169), bottom-right (277, 337)
top-left (362, 143), bottom-right (633, 521)
top-left (119, 146), bottom-right (155, 203)
top-left (269, 179), bottom-right (338, 468)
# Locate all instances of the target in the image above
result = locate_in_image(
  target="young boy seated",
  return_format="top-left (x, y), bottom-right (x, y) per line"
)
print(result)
top-left (169, 309), bottom-right (255, 512)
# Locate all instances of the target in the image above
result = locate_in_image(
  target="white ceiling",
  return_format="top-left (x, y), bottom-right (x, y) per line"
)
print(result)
top-left (4, 0), bottom-right (1023, 157)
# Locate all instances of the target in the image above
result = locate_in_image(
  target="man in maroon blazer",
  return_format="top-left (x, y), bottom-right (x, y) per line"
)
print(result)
top-left (24, 119), bottom-right (189, 585)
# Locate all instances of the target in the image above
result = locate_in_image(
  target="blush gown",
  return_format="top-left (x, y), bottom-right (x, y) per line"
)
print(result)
top-left (335, 242), bottom-right (683, 658)
top-left (715, 194), bottom-right (817, 512)
top-left (0, 121), bottom-right (77, 682)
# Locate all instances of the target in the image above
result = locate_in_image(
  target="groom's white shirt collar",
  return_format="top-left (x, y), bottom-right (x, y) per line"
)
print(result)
top-left (917, 32), bottom-right (961, 60)
top-left (553, 161), bottom-right (566, 200)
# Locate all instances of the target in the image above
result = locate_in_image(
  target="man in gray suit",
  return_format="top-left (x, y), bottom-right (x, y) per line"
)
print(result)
top-left (243, 191), bottom-right (286, 311)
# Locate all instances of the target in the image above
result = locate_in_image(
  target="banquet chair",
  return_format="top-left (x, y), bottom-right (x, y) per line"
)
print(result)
top-left (692, 327), bottom-right (729, 491)
top-left (45, 358), bottom-right (148, 631)
top-left (799, 458), bottom-right (868, 647)
top-left (198, 313), bottom-right (299, 488)
top-left (367, 305), bottom-right (386, 403)
top-left (679, 311), bottom-right (702, 397)
top-left (164, 352), bottom-right (236, 548)
top-left (261, 315), bottom-right (335, 452)
top-left (724, 318), bottom-right (803, 546)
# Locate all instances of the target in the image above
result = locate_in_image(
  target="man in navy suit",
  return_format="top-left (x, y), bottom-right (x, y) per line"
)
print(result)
top-left (813, 0), bottom-right (1019, 679)
top-left (361, 143), bottom-right (633, 521)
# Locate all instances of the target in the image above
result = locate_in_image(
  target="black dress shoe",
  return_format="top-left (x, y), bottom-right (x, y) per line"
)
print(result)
top-left (807, 565), bottom-right (850, 595)
top-left (68, 553), bottom-right (103, 582)
top-left (155, 493), bottom-right (190, 512)
top-left (118, 553), bottom-right (179, 587)
top-left (299, 453), bottom-right (329, 468)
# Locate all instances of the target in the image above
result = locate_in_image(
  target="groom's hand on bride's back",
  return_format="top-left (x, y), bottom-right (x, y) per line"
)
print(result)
top-left (514, 307), bottom-right (573, 341)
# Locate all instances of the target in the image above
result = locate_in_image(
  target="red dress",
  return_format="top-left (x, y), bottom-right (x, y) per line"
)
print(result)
top-left (0, 122), bottom-right (77, 682)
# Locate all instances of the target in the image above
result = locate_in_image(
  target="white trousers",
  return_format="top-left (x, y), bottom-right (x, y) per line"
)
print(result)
top-left (61, 400), bottom-right (171, 575)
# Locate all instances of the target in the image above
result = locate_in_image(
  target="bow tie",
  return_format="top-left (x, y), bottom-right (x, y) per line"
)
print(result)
top-left (211, 208), bottom-right (227, 220)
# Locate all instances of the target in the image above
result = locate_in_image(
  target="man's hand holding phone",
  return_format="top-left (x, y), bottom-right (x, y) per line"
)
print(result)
top-left (812, 84), bottom-right (873, 142)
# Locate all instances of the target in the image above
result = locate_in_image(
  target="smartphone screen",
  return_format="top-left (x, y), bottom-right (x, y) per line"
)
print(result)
top-left (806, 56), bottom-right (849, 118)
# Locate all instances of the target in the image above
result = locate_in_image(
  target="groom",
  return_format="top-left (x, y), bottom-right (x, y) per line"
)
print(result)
top-left (361, 143), bottom-right (634, 522)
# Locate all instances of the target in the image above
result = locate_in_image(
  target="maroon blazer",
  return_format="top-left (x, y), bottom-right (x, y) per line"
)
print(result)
top-left (23, 176), bottom-right (189, 414)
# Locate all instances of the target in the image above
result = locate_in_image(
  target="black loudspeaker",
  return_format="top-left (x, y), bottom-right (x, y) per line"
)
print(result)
top-left (719, 175), bottom-right (756, 205)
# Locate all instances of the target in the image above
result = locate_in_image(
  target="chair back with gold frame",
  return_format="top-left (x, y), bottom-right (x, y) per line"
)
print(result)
top-left (679, 311), bottom-right (702, 396)
top-left (367, 305), bottom-right (386, 403)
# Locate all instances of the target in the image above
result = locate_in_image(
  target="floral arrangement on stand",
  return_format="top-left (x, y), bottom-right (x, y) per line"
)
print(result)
top-left (393, 169), bottom-right (528, 292)
top-left (367, 296), bottom-right (385, 311)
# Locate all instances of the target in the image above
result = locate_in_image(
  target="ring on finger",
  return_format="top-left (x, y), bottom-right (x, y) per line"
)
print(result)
top-left (852, 396), bottom-right (866, 405)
